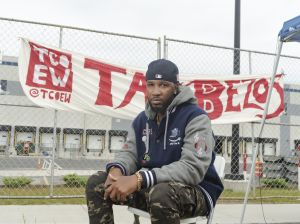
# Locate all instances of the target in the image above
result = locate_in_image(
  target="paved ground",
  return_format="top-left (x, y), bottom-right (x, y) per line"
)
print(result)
top-left (0, 157), bottom-right (110, 170)
top-left (0, 156), bottom-right (254, 175)
top-left (0, 203), bottom-right (300, 224)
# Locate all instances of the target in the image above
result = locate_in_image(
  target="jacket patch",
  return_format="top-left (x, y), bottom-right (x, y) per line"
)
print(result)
top-left (122, 143), bottom-right (129, 150)
top-left (143, 128), bottom-right (152, 135)
top-left (169, 128), bottom-right (181, 146)
top-left (194, 132), bottom-right (207, 157)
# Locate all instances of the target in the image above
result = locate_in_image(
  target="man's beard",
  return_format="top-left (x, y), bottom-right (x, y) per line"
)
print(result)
top-left (149, 95), bottom-right (175, 113)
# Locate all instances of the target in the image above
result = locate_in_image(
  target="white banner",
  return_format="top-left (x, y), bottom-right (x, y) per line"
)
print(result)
top-left (18, 38), bottom-right (284, 124)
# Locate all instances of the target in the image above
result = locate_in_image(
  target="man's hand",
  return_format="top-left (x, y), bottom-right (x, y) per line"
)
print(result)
top-left (104, 167), bottom-right (123, 190)
top-left (104, 174), bottom-right (138, 202)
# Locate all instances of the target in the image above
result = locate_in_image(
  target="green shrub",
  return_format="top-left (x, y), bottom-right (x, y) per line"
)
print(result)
top-left (63, 174), bottom-right (87, 187)
top-left (3, 176), bottom-right (32, 188)
top-left (262, 178), bottom-right (287, 188)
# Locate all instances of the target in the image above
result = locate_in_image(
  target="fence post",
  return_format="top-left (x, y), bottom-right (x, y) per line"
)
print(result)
top-left (163, 35), bottom-right (168, 59)
top-left (9, 126), bottom-right (15, 155)
top-left (157, 37), bottom-right (161, 59)
top-left (50, 109), bottom-right (57, 197)
top-left (248, 51), bottom-right (252, 75)
top-left (251, 122), bottom-right (256, 198)
top-left (50, 26), bottom-right (63, 197)
top-left (83, 114), bottom-right (87, 155)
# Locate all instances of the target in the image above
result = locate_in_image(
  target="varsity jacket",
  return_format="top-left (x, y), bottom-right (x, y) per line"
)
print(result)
top-left (107, 85), bottom-right (224, 209)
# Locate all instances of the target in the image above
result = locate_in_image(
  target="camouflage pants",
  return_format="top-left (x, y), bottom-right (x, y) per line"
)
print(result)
top-left (85, 171), bottom-right (208, 224)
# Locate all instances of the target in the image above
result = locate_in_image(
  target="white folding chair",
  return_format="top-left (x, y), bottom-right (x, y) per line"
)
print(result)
top-left (128, 155), bottom-right (226, 224)
top-left (213, 155), bottom-right (226, 179)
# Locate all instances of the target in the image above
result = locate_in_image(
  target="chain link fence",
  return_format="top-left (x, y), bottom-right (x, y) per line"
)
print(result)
top-left (165, 37), bottom-right (300, 201)
top-left (0, 17), bottom-right (160, 199)
top-left (0, 18), bottom-right (299, 203)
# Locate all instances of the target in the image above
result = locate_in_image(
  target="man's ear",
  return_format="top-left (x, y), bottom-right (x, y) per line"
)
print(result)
top-left (174, 84), bottom-right (179, 94)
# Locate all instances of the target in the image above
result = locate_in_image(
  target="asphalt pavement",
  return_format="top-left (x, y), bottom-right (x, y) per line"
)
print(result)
top-left (0, 203), bottom-right (300, 224)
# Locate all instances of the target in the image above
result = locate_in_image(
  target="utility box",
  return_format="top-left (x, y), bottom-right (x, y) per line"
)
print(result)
top-left (39, 127), bottom-right (61, 156)
top-left (242, 137), bottom-right (276, 158)
top-left (263, 138), bottom-right (277, 156)
top-left (0, 125), bottom-right (11, 155)
top-left (14, 126), bottom-right (36, 155)
top-left (243, 137), bottom-right (260, 156)
top-left (244, 138), bottom-right (254, 156)
top-left (86, 129), bottom-right (106, 156)
top-left (108, 130), bottom-right (128, 152)
top-left (63, 128), bottom-right (83, 159)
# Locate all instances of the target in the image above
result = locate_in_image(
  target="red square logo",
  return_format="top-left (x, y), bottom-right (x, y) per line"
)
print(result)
top-left (26, 42), bottom-right (73, 92)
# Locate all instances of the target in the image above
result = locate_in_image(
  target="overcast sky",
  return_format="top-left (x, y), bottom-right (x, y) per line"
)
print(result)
top-left (0, 0), bottom-right (299, 56)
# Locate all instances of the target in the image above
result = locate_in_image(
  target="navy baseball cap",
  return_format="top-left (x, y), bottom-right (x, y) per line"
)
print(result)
top-left (146, 59), bottom-right (179, 83)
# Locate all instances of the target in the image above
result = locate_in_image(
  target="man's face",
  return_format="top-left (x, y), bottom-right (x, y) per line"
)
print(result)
top-left (146, 80), bottom-right (177, 113)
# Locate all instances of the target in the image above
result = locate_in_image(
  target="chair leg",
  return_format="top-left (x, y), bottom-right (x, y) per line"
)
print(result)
top-left (133, 214), bottom-right (140, 224)
top-left (206, 208), bottom-right (214, 224)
